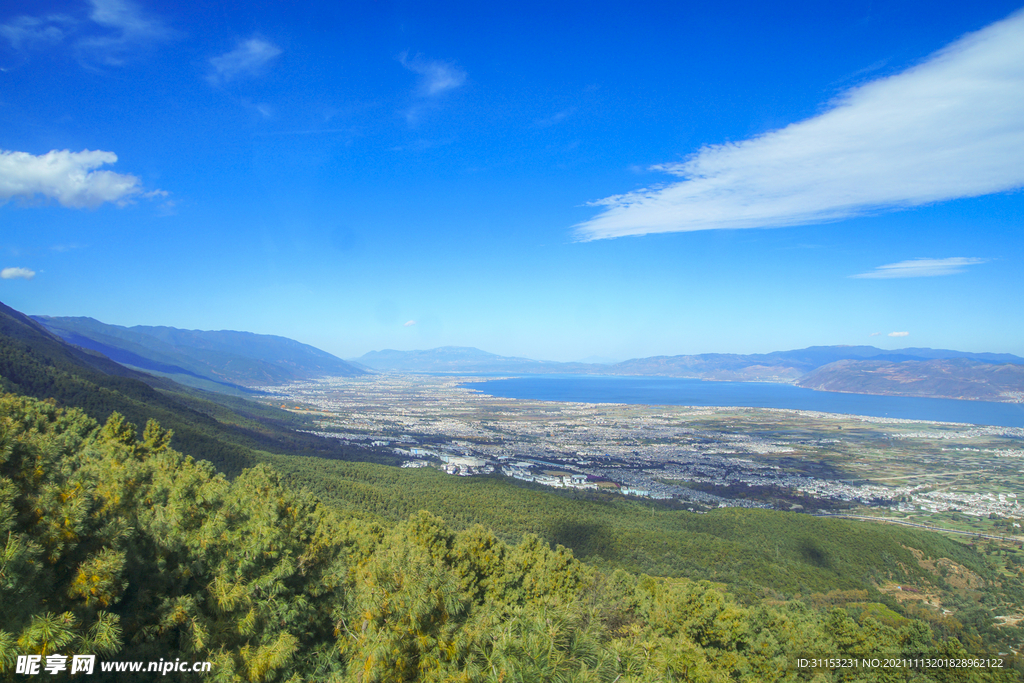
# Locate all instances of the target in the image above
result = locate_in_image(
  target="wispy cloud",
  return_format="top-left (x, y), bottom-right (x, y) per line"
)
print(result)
top-left (888, 331), bottom-right (909, 337)
top-left (399, 52), bottom-right (466, 96)
top-left (86, 0), bottom-right (167, 38)
top-left (258, 128), bottom-right (356, 137)
top-left (78, 0), bottom-right (172, 65)
top-left (397, 52), bottom-right (466, 126)
top-left (208, 37), bottom-right (282, 84)
top-left (850, 257), bottom-right (987, 279)
top-left (0, 149), bottom-right (162, 209)
top-left (403, 320), bottom-right (417, 327)
top-left (0, 0), bottom-right (171, 66)
top-left (574, 9), bottom-right (1024, 240)
top-left (51, 243), bottom-right (85, 253)
top-left (0, 14), bottom-right (74, 49)
top-left (1, 267), bottom-right (35, 280)
top-left (535, 108), bottom-right (576, 128)
top-left (389, 138), bottom-right (455, 153)
top-left (869, 332), bottom-right (882, 336)
top-left (154, 198), bottom-right (176, 216)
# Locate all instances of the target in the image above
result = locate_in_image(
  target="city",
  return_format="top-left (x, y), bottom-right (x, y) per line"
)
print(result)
top-left (257, 374), bottom-right (1024, 523)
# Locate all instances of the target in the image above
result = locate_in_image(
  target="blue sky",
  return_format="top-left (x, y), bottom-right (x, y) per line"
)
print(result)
top-left (1, 0), bottom-right (1022, 361)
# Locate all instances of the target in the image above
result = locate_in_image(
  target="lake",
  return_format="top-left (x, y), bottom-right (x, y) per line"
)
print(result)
top-left (470, 375), bottom-right (1024, 428)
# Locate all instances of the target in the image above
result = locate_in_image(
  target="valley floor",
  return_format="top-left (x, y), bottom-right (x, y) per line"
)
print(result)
top-left (256, 374), bottom-right (1024, 525)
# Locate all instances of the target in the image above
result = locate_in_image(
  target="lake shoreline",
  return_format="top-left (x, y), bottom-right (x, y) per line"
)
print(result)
top-left (464, 375), bottom-right (1024, 428)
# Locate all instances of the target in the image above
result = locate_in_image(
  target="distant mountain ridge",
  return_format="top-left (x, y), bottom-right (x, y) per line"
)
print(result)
top-left (797, 358), bottom-right (1024, 402)
top-left (355, 345), bottom-right (1024, 402)
top-left (603, 346), bottom-right (1024, 382)
top-left (355, 346), bottom-right (597, 374)
top-left (24, 311), bottom-right (1024, 403)
top-left (356, 344), bottom-right (1023, 376)
top-left (0, 301), bottom-right (393, 475)
top-left (34, 316), bottom-right (366, 391)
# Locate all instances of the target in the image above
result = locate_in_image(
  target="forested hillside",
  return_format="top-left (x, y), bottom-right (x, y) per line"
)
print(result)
top-left (2, 395), bottom-right (1018, 681)
top-left (259, 451), bottom-right (1024, 652)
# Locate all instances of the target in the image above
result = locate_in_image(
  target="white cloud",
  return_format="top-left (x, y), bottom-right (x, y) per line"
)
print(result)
top-left (851, 257), bottom-right (987, 279)
top-left (399, 52), bottom-right (466, 96)
top-left (869, 332), bottom-right (881, 336)
top-left (575, 9), bottom-right (1024, 240)
top-left (888, 331), bottom-right (909, 337)
top-left (208, 37), bottom-right (282, 84)
top-left (403, 320), bottom-right (417, 327)
top-left (1, 267), bottom-right (35, 280)
top-left (0, 148), bottom-right (157, 208)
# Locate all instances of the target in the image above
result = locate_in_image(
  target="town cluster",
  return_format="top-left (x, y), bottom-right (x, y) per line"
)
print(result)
top-left (259, 374), bottom-right (1024, 519)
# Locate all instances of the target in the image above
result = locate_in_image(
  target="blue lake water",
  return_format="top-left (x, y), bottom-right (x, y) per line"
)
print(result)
top-left (470, 375), bottom-right (1024, 428)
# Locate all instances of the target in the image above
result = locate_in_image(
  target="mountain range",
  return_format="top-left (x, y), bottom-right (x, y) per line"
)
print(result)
top-left (354, 344), bottom-right (1023, 378)
top-left (34, 315), bottom-right (365, 393)
top-left (18, 310), bottom-right (1024, 403)
top-left (352, 345), bottom-right (1024, 401)
top-left (797, 358), bottom-right (1024, 402)
top-left (0, 302), bottom-right (386, 473)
